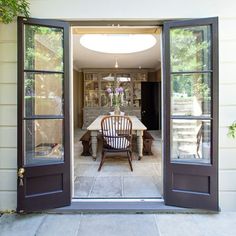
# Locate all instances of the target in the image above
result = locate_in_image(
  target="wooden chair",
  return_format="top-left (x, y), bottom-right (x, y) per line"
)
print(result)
top-left (98, 116), bottom-right (133, 171)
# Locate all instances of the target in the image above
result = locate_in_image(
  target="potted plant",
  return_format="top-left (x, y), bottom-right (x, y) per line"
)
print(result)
top-left (0, 0), bottom-right (30, 24)
top-left (228, 121), bottom-right (236, 138)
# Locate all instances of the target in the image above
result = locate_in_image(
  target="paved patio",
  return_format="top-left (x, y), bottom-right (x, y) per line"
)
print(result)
top-left (74, 129), bottom-right (162, 198)
top-left (0, 212), bottom-right (236, 236)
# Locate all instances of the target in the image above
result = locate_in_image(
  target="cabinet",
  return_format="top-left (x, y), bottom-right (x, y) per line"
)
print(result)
top-left (82, 69), bottom-right (148, 128)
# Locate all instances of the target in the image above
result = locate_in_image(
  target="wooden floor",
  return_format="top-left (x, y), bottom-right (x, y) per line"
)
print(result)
top-left (73, 129), bottom-right (163, 199)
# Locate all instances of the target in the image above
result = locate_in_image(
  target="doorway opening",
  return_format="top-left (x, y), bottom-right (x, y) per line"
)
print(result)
top-left (71, 26), bottom-right (163, 200)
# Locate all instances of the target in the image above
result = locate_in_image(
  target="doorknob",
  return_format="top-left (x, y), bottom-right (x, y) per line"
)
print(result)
top-left (18, 168), bottom-right (25, 186)
top-left (142, 110), bottom-right (146, 114)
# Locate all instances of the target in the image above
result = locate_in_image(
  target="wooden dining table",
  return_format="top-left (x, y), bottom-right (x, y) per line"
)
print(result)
top-left (87, 115), bottom-right (147, 160)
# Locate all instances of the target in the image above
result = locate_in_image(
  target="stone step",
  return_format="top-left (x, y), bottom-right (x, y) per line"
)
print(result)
top-left (174, 131), bottom-right (196, 136)
top-left (173, 138), bottom-right (196, 143)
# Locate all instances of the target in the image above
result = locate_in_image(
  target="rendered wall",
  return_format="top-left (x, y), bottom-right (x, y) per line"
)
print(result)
top-left (1, 0), bottom-right (236, 211)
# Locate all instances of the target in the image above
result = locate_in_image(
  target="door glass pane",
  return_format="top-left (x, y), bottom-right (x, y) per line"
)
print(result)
top-left (24, 73), bottom-right (63, 116)
top-left (116, 74), bottom-right (131, 107)
top-left (170, 25), bottom-right (211, 72)
top-left (24, 25), bottom-right (63, 71)
top-left (171, 73), bottom-right (211, 116)
top-left (171, 119), bottom-right (211, 163)
top-left (133, 81), bottom-right (141, 107)
top-left (24, 119), bottom-right (64, 165)
top-left (84, 73), bottom-right (99, 107)
top-left (100, 73), bottom-right (115, 107)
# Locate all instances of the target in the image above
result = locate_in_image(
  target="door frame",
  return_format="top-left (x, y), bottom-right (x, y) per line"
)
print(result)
top-left (69, 18), bottom-right (219, 212)
top-left (69, 19), bottom-right (218, 210)
top-left (69, 23), bottom-right (165, 203)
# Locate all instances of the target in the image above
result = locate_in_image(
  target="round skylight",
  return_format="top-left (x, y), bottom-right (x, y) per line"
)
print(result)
top-left (80, 34), bottom-right (157, 54)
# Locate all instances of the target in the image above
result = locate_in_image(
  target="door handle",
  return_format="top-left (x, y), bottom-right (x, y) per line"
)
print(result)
top-left (142, 110), bottom-right (146, 114)
top-left (18, 168), bottom-right (25, 186)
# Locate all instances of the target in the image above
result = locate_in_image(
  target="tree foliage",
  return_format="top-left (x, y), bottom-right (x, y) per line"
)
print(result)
top-left (0, 0), bottom-right (30, 24)
top-left (170, 27), bottom-right (211, 99)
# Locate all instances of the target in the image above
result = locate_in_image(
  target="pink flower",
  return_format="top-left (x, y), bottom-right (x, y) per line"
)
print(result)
top-left (115, 87), bottom-right (123, 93)
top-left (106, 88), bottom-right (112, 94)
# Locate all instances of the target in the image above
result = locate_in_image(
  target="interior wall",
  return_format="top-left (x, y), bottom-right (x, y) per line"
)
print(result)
top-left (73, 69), bottom-right (83, 129)
top-left (148, 69), bottom-right (161, 82)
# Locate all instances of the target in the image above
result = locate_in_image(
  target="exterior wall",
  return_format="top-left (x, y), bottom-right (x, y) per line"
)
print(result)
top-left (0, 0), bottom-right (236, 211)
top-left (0, 23), bottom-right (17, 210)
top-left (218, 17), bottom-right (236, 211)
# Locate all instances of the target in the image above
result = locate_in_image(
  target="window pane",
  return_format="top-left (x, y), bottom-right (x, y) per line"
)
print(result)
top-left (24, 25), bottom-right (63, 71)
top-left (24, 73), bottom-right (63, 116)
top-left (24, 119), bottom-right (64, 165)
top-left (171, 120), bottom-right (211, 163)
top-left (84, 73), bottom-right (99, 107)
top-left (171, 73), bottom-right (211, 116)
top-left (170, 25), bottom-right (211, 72)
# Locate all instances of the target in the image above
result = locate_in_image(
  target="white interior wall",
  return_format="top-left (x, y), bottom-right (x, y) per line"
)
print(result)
top-left (1, 0), bottom-right (236, 211)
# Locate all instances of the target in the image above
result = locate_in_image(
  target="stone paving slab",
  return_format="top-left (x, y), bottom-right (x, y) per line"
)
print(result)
top-left (1, 212), bottom-right (236, 236)
top-left (89, 176), bottom-right (122, 197)
top-left (192, 213), bottom-right (236, 236)
top-left (0, 213), bottom-right (46, 236)
top-left (123, 176), bottom-right (161, 197)
top-left (155, 214), bottom-right (204, 236)
top-left (35, 214), bottom-right (82, 236)
top-left (77, 214), bottom-right (159, 236)
top-left (74, 176), bottom-right (94, 197)
top-left (155, 213), bottom-right (236, 236)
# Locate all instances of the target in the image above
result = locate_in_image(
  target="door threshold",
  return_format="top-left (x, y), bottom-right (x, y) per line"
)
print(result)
top-left (45, 198), bottom-right (216, 214)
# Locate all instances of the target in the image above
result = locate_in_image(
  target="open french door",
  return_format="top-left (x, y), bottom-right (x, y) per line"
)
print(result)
top-left (17, 17), bottom-right (70, 212)
top-left (163, 18), bottom-right (219, 210)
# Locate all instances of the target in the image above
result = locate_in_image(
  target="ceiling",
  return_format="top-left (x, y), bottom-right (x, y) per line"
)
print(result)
top-left (72, 32), bottom-right (161, 71)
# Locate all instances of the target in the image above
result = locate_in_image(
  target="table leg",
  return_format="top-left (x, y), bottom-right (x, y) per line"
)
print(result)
top-left (137, 130), bottom-right (144, 160)
top-left (91, 131), bottom-right (98, 161)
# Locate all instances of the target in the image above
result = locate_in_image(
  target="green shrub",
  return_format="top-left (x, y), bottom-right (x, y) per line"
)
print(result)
top-left (228, 121), bottom-right (236, 139)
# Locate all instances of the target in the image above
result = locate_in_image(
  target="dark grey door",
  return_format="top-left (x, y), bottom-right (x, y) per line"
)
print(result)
top-left (17, 17), bottom-right (70, 212)
top-left (141, 82), bottom-right (161, 130)
top-left (163, 18), bottom-right (219, 210)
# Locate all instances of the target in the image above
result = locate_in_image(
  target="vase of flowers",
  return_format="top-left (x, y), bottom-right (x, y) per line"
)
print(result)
top-left (114, 104), bottom-right (121, 115)
top-left (106, 86), bottom-right (124, 115)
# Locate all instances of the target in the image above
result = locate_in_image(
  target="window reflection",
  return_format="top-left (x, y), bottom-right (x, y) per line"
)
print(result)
top-left (171, 120), bottom-right (211, 163)
top-left (25, 119), bottom-right (64, 165)
top-left (171, 73), bottom-right (211, 116)
top-left (24, 25), bottom-right (63, 71)
top-left (170, 26), bottom-right (211, 72)
top-left (24, 73), bottom-right (63, 116)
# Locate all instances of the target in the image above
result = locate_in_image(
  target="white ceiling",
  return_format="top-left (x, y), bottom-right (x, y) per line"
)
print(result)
top-left (72, 33), bottom-right (161, 71)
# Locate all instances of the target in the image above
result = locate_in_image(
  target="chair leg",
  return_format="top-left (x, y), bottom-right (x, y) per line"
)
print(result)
top-left (98, 151), bottom-right (106, 171)
top-left (127, 151), bottom-right (133, 172)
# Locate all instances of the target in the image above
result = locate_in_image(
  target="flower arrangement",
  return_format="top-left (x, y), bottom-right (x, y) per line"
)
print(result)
top-left (106, 86), bottom-right (124, 108)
